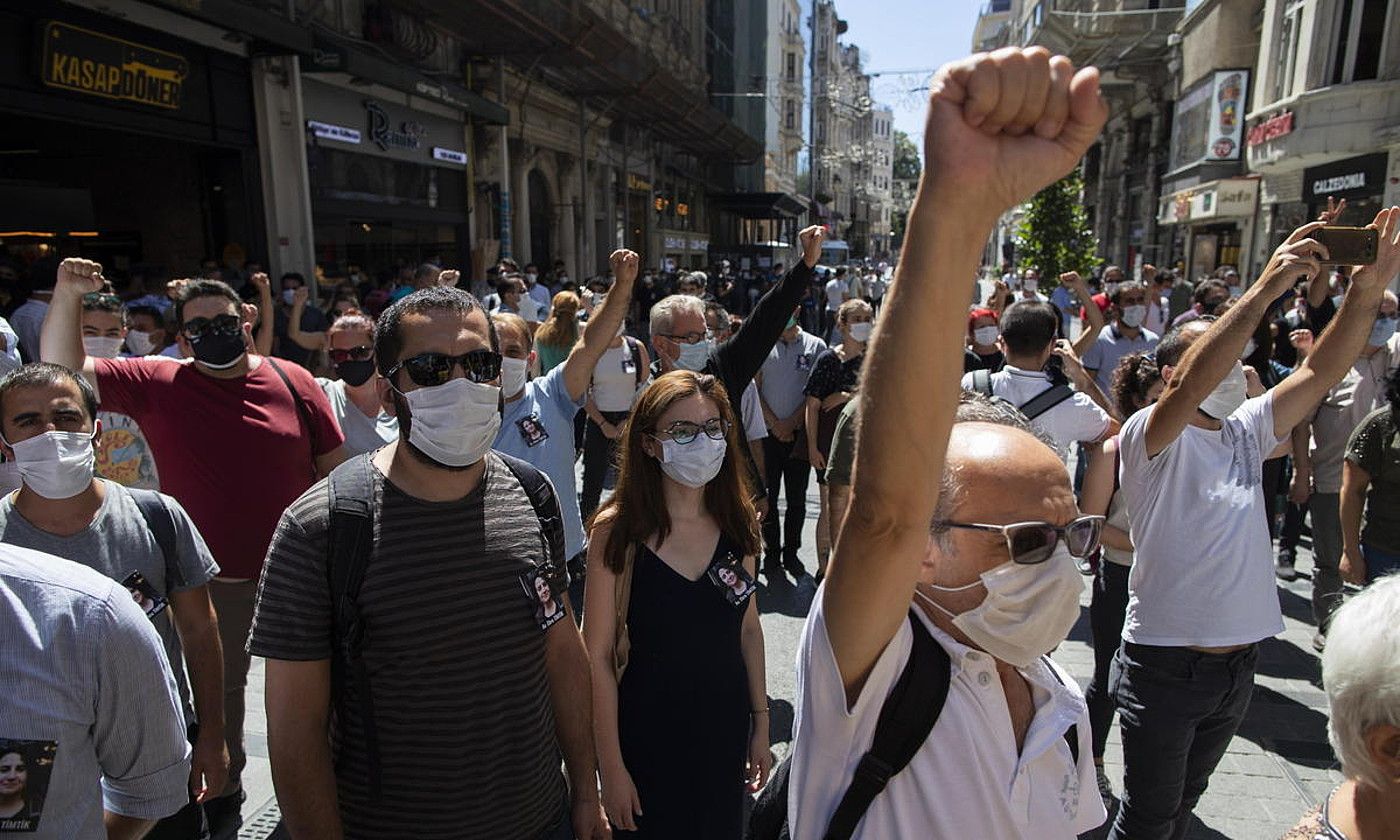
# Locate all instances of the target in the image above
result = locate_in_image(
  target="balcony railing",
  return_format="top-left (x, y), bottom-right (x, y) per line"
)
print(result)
top-left (1022, 1), bottom-right (1184, 69)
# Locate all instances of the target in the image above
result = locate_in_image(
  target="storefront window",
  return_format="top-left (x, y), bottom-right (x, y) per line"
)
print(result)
top-left (309, 147), bottom-right (465, 209)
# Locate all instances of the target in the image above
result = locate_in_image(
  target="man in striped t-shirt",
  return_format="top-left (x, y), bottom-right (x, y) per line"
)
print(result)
top-left (249, 286), bottom-right (606, 839)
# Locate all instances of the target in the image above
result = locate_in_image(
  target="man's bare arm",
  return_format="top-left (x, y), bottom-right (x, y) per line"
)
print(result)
top-left (168, 586), bottom-right (227, 802)
top-left (41, 258), bottom-right (106, 397)
top-left (564, 250), bottom-right (638, 402)
top-left (824, 47), bottom-right (1107, 700)
top-left (265, 658), bottom-right (342, 840)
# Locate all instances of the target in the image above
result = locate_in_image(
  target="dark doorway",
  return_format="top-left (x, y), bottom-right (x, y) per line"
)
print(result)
top-left (528, 168), bottom-right (553, 267)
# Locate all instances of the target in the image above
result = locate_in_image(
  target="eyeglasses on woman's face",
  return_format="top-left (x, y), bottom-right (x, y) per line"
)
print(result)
top-left (651, 417), bottom-right (729, 445)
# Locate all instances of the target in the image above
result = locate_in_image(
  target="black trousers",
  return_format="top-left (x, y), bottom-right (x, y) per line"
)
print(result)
top-left (582, 410), bottom-right (631, 522)
top-left (1085, 560), bottom-right (1130, 759)
top-left (761, 435), bottom-right (812, 563)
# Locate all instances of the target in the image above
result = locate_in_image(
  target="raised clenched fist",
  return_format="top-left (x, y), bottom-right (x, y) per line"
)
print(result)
top-left (609, 249), bottom-right (640, 284)
top-left (923, 47), bottom-right (1108, 219)
top-left (58, 258), bottom-right (105, 295)
top-left (799, 226), bottom-right (825, 269)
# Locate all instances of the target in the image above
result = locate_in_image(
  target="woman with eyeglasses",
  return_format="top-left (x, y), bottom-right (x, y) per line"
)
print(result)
top-left (313, 312), bottom-right (398, 456)
top-left (582, 370), bottom-right (770, 838)
top-left (1077, 351), bottom-right (1163, 803)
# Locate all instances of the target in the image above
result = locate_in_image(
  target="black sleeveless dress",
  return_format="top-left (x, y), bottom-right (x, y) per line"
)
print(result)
top-left (614, 534), bottom-right (753, 839)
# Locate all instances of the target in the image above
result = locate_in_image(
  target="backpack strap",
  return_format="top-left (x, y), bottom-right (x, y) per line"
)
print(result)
top-left (325, 454), bottom-right (380, 798)
top-left (822, 612), bottom-right (951, 840)
top-left (495, 451), bottom-right (567, 570)
top-left (972, 368), bottom-right (993, 397)
top-left (625, 336), bottom-right (645, 389)
top-left (265, 357), bottom-right (319, 477)
top-left (1018, 383), bottom-right (1075, 421)
top-left (127, 488), bottom-right (185, 591)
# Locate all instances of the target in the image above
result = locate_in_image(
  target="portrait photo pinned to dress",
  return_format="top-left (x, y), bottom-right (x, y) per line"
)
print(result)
top-left (0, 739), bottom-right (58, 832)
top-left (521, 568), bottom-right (565, 630)
top-left (121, 570), bottom-right (168, 620)
top-left (706, 553), bottom-right (756, 607)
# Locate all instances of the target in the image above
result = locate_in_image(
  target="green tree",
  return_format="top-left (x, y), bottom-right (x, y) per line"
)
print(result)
top-left (891, 130), bottom-right (921, 250)
top-left (1014, 169), bottom-right (1097, 287)
top-left (892, 130), bottom-right (921, 180)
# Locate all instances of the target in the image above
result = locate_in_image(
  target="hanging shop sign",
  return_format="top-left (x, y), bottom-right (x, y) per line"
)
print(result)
top-left (39, 20), bottom-right (188, 110)
top-left (302, 79), bottom-right (467, 169)
top-left (1246, 110), bottom-right (1294, 148)
top-left (1205, 70), bottom-right (1247, 161)
top-left (432, 147), bottom-right (468, 165)
top-left (1302, 153), bottom-right (1389, 203)
top-left (1157, 178), bottom-right (1258, 225)
top-left (308, 120), bottom-right (361, 144)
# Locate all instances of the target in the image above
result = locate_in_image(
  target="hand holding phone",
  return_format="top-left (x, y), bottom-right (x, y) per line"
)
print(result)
top-left (1315, 226), bottom-right (1378, 266)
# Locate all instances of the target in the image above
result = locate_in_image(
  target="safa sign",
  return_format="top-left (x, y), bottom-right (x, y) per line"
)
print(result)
top-left (40, 21), bottom-right (188, 111)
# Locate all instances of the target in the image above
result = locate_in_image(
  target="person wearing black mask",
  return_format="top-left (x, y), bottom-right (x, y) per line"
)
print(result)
top-left (40, 263), bottom-right (347, 833)
top-left (314, 311), bottom-right (399, 456)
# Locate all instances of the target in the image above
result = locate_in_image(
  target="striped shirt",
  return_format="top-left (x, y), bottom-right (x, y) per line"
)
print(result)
top-left (248, 453), bottom-right (569, 839)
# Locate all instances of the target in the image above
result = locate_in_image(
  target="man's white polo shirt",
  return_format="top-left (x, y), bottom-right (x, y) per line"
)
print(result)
top-left (789, 589), bottom-right (1105, 839)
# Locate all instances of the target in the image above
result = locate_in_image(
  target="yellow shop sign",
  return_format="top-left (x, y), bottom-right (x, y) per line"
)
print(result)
top-left (41, 21), bottom-right (188, 110)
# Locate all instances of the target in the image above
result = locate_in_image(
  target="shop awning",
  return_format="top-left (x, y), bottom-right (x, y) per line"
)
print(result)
top-left (1158, 178), bottom-right (1259, 226)
top-left (709, 192), bottom-right (807, 219)
top-left (0, 185), bottom-right (95, 234)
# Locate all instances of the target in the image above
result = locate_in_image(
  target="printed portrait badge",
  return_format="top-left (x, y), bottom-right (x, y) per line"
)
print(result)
top-left (515, 414), bottom-right (550, 448)
top-left (120, 571), bottom-right (168, 620)
top-left (622, 353), bottom-right (637, 375)
top-left (706, 552), bottom-right (757, 607)
top-left (521, 568), bottom-right (565, 631)
top-left (796, 352), bottom-right (814, 372)
top-left (0, 738), bottom-right (58, 832)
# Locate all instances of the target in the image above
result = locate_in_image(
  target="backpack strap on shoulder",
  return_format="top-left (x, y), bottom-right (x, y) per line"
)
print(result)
top-left (972, 368), bottom-right (993, 397)
top-left (1018, 383), bottom-right (1075, 421)
top-left (128, 488), bottom-right (184, 591)
top-left (822, 612), bottom-right (951, 840)
top-left (496, 451), bottom-right (568, 571)
top-left (325, 454), bottom-right (380, 798)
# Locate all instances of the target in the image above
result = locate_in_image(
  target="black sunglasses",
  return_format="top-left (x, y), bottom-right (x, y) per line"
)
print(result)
top-left (933, 515), bottom-right (1104, 565)
top-left (388, 350), bottom-right (502, 387)
top-left (329, 345), bottom-right (374, 365)
top-left (182, 314), bottom-right (242, 340)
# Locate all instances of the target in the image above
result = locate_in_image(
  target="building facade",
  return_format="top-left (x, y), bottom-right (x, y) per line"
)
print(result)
top-left (1247, 0), bottom-right (1400, 276)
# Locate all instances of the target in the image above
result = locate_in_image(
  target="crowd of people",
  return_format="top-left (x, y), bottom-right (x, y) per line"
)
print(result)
top-left (1, 45), bottom-right (1400, 840)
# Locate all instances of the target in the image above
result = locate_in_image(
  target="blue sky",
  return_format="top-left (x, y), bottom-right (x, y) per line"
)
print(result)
top-left (800, 0), bottom-right (985, 157)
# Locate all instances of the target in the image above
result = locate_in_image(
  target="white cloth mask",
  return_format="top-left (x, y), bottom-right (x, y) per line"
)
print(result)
top-left (397, 378), bottom-right (501, 468)
top-left (500, 356), bottom-right (529, 399)
top-left (848, 322), bottom-right (873, 343)
top-left (83, 336), bottom-right (125, 359)
top-left (1200, 361), bottom-right (1248, 420)
top-left (674, 339), bottom-right (713, 372)
top-left (1, 430), bottom-right (97, 499)
top-left (656, 434), bottom-right (727, 488)
top-left (1368, 315), bottom-right (1397, 347)
top-left (282, 289), bottom-right (297, 306)
top-left (125, 330), bottom-right (157, 356)
top-left (916, 543), bottom-right (1084, 669)
top-left (972, 326), bottom-right (1000, 347)
top-left (1120, 305), bottom-right (1147, 329)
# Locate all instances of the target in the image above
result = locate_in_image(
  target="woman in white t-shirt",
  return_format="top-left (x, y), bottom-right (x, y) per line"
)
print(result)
top-left (313, 313), bottom-right (398, 456)
top-left (581, 319), bottom-right (649, 520)
top-left (1078, 351), bottom-right (1162, 801)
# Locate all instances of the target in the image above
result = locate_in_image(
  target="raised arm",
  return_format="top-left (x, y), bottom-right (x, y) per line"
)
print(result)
top-left (1064, 271), bottom-right (1104, 357)
top-left (824, 47), bottom-right (1107, 698)
top-left (251, 272), bottom-right (276, 356)
top-left (40, 257), bottom-right (105, 396)
top-left (1272, 207), bottom-right (1400, 437)
top-left (715, 228), bottom-right (821, 390)
top-left (1145, 224), bottom-right (1328, 457)
top-left (286, 288), bottom-right (327, 352)
top-left (563, 250), bottom-right (638, 402)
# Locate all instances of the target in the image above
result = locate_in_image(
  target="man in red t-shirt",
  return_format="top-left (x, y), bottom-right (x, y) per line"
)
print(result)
top-left (42, 258), bottom-right (346, 829)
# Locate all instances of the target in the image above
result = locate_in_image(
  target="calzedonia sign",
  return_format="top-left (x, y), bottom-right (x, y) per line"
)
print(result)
top-left (1303, 153), bottom-right (1389, 203)
top-left (40, 21), bottom-right (188, 110)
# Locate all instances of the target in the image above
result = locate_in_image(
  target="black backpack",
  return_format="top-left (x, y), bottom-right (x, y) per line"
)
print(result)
top-left (323, 450), bottom-right (565, 800)
top-left (128, 487), bottom-right (186, 591)
top-left (970, 368), bottom-right (1075, 421)
top-left (747, 612), bottom-right (1079, 840)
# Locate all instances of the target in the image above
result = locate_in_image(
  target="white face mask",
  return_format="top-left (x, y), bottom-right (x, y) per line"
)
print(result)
top-left (526, 273), bottom-right (538, 284)
top-left (500, 356), bottom-right (529, 398)
top-left (674, 338), bottom-right (713, 372)
top-left (972, 326), bottom-right (1000, 347)
top-left (1, 429), bottom-right (97, 500)
top-left (1199, 361), bottom-right (1248, 420)
top-left (397, 378), bottom-right (501, 468)
top-left (655, 434), bottom-right (727, 488)
top-left (282, 289), bottom-right (297, 306)
top-left (83, 336), bottom-right (125, 359)
top-left (848, 322), bottom-right (873, 343)
top-left (1120, 305), bottom-right (1147, 329)
top-left (1024, 280), bottom-right (1039, 293)
top-left (916, 544), bottom-right (1084, 669)
top-left (1368, 315), bottom-right (1397, 347)
top-left (125, 330), bottom-right (157, 356)
top-left (518, 294), bottom-right (540, 322)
